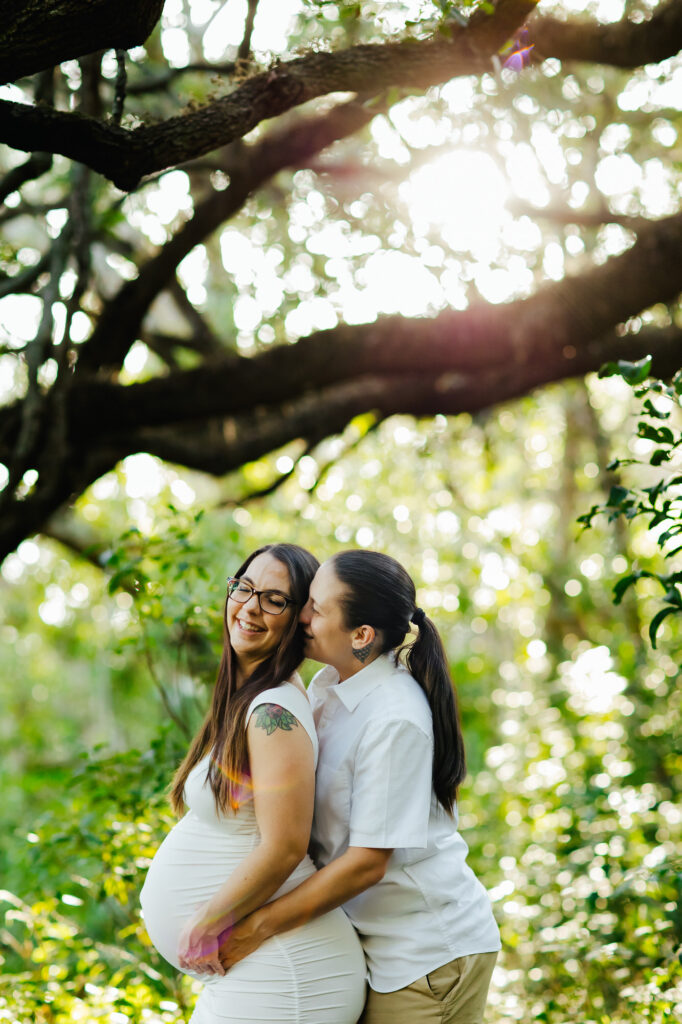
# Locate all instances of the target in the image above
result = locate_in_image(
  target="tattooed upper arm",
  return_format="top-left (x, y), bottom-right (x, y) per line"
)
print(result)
top-left (247, 701), bottom-right (313, 853)
top-left (252, 703), bottom-right (299, 735)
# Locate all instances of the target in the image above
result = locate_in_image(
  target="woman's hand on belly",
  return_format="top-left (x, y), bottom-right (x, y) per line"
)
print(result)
top-left (178, 908), bottom-right (228, 976)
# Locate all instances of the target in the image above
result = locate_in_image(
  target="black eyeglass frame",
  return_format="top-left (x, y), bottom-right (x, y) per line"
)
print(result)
top-left (226, 576), bottom-right (298, 616)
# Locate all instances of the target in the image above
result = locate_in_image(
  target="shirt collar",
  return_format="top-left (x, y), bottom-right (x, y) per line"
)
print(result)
top-left (315, 653), bottom-right (395, 712)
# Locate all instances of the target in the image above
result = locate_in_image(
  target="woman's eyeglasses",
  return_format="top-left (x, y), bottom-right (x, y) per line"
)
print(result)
top-left (227, 577), bottom-right (295, 616)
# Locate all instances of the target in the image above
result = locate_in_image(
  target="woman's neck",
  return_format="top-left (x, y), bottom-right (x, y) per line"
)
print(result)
top-left (234, 655), bottom-right (261, 688)
top-left (335, 649), bottom-right (381, 683)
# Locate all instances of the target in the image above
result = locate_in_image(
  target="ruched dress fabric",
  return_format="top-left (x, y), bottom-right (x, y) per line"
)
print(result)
top-left (140, 682), bottom-right (366, 1024)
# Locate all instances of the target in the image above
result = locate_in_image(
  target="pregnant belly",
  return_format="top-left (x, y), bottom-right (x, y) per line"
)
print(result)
top-left (140, 813), bottom-right (316, 971)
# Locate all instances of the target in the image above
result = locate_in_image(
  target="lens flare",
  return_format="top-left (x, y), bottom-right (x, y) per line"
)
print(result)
top-left (209, 758), bottom-right (254, 811)
top-left (210, 755), bottom-right (300, 811)
top-left (501, 30), bottom-right (534, 72)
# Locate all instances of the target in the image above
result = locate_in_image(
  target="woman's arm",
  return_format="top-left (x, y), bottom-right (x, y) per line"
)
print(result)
top-left (219, 844), bottom-right (393, 968)
top-left (177, 703), bottom-right (315, 975)
top-left (220, 717), bottom-right (433, 968)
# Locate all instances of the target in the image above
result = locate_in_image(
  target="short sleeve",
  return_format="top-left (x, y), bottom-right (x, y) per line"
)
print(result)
top-left (348, 719), bottom-right (432, 849)
top-left (246, 684), bottom-right (319, 767)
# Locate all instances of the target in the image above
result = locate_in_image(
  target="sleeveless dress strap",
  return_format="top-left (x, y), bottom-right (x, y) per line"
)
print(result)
top-left (246, 680), bottom-right (319, 767)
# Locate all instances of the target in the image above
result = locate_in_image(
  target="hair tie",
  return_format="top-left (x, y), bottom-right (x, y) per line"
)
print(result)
top-left (411, 607), bottom-right (426, 627)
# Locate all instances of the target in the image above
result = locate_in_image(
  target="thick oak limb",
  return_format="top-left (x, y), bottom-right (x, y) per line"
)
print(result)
top-left (68, 209), bottom-right (682, 433)
top-left (0, 325), bottom-right (680, 561)
top-left (3, 209), bottom-right (676, 460)
top-left (126, 327), bottom-right (682, 474)
top-left (77, 96), bottom-right (381, 371)
top-left (0, 441), bottom-right (124, 564)
top-left (0, 0), bottom-right (536, 192)
top-left (532, 0), bottom-right (682, 68)
top-left (3, 323), bottom-right (673, 530)
top-left (127, 379), bottom-right (394, 475)
top-left (0, 0), bottom-right (165, 85)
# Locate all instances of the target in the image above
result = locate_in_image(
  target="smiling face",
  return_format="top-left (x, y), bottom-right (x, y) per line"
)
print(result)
top-left (299, 559), bottom-right (375, 680)
top-left (226, 552), bottom-right (295, 679)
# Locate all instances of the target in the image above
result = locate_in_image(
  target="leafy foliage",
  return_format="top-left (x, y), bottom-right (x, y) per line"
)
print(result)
top-left (1, 730), bottom-right (195, 1022)
top-left (2, 0), bottom-right (682, 1019)
top-left (579, 361), bottom-right (682, 647)
top-left (3, 382), bottom-right (682, 1021)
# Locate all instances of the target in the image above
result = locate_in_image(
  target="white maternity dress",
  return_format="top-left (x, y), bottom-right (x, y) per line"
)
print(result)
top-left (140, 682), bottom-right (366, 1024)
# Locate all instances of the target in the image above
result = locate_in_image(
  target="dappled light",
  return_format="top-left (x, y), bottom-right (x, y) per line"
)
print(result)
top-left (1, 0), bottom-right (682, 1019)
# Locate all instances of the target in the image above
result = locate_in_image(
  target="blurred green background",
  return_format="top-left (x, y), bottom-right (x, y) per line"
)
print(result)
top-left (2, 378), bottom-right (681, 1021)
top-left (1, 0), bottom-right (681, 1020)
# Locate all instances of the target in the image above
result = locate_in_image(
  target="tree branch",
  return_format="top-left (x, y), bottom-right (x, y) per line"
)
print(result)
top-left (3, 2), bottom-right (680, 196)
top-left (76, 95), bottom-right (382, 371)
top-left (531, 0), bottom-right (682, 68)
top-left (0, 0), bottom-right (536, 191)
top-left (0, 151), bottom-right (52, 205)
top-left (115, 325), bottom-right (682, 476)
top-left (1, 319), bottom-right (680, 562)
top-left (66, 209), bottom-right (682, 435)
top-left (168, 277), bottom-right (224, 356)
top-left (0, 0), bottom-right (165, 84)
top-left (238, 0), bottom-right (260, 62)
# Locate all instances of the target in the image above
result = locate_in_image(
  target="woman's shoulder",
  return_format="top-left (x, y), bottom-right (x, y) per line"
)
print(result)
top-left (246, 677), bottom-right (312, 720)
top-left (246, 677), bottom-right (318, 761)
top-left (372, 661), bottom-right (432, 727)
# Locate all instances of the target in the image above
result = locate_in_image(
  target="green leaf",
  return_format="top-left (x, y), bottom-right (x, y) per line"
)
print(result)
top-left (607, 485), bottom-right (632, 507)
top-left (613, 573), bottom-right (643, 604)
top-left (638, 423), bottom-right (675, 445)
top-left (651, 448), bottom-right (672, 466)
top-left (642, 398), bottom-right (672, 421)
top-left (598, 355), bottom-right (652, 385)
top-left (649, 605), bottom-right (679, 648)
top-left (658, 524), bottom-right (682, 547)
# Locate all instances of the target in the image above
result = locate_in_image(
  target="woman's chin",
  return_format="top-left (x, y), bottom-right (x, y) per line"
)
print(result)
top-left (230, 634), bottom-right (270, 661)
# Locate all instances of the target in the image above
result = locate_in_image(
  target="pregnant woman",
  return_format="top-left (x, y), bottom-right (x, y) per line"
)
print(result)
top-left (220, 550), bottom-right (501, 1024)
top-left (140, 543), bottom-right (366, 1024)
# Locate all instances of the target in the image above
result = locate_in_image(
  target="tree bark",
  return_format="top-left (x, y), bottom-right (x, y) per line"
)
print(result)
top-left (67, 209), bottom-right (682, 432)
top-left (0, 0), bottom-right (165, 84)
top-left (1, 0), bottom-right (538, 190)
top-left (1, 324), bottom-right (680, 562)
top-left (531, 0), bottom-right (682, 68)
top-left (4, 1), bottom-right (682, 189)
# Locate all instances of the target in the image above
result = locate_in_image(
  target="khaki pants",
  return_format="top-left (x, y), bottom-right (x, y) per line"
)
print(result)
top-left (360, 951), bottom-right (498, 1024)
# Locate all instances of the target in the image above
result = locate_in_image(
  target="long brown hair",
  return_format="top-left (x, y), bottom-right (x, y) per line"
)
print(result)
top-left (332, 550), bottom-right (466, 815)
top-left (170, 543), bottom-right (319, 815)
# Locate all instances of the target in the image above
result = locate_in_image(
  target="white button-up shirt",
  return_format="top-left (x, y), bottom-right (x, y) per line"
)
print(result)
top-left (309, 654), bottom-right (501, 993)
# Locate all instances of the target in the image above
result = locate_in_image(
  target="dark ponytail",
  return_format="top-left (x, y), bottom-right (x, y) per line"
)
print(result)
top-left (332, 550), bottom-right (466, 814)
top-left (404, 612), bottom-right (465, 814)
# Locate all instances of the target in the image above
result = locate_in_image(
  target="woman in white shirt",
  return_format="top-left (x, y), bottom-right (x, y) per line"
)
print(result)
top-left (220, 549), bottom-right (501, 1024)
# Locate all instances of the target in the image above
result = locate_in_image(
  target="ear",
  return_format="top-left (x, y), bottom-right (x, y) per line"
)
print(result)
top-left (351, 625), bottom-right (376, 650)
